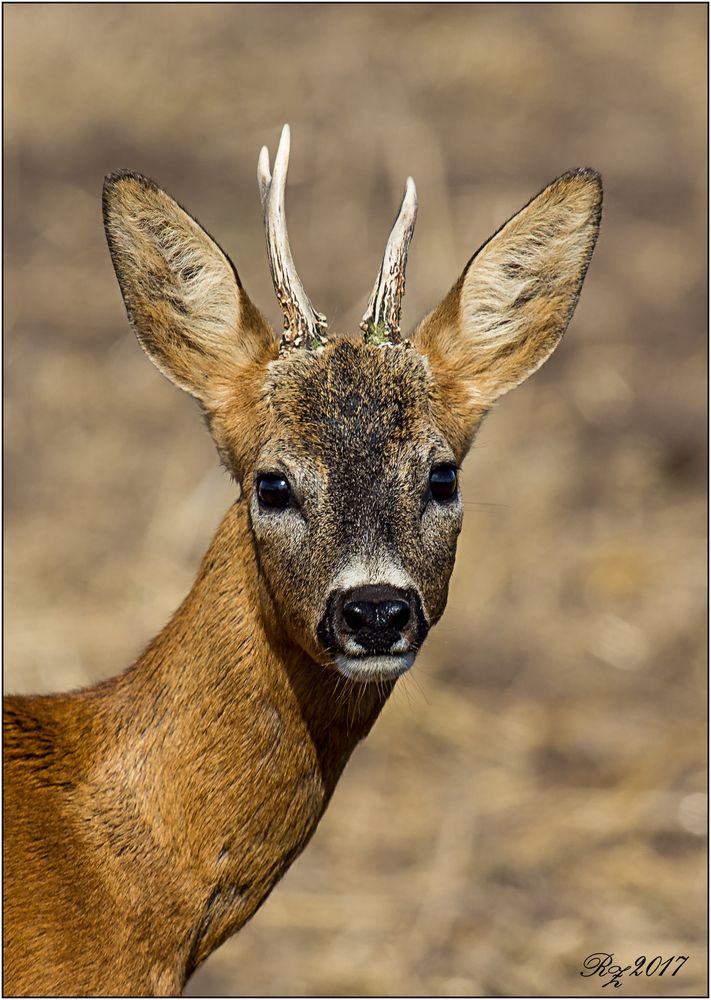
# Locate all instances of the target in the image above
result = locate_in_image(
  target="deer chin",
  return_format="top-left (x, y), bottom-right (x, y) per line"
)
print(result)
top-left (333, 651), bottom-right (416, 683)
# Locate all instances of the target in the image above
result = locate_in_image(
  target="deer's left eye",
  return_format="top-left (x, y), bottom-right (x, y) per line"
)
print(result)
top-left (429, 463), bottom-right (458, 502)
top-left (257, 474), bottom-right (292, 509)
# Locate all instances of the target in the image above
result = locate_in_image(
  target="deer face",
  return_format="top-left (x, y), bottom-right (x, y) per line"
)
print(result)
top-left (103, 127), bottom-right (601, 683)
top-left (245, 340), bottom-right (463, 678)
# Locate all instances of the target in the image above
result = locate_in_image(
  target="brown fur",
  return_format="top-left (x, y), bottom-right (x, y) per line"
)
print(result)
top-left (5, 505), bottom-right (389, 994)
top-left (3, 165), bottom-right (601, 996)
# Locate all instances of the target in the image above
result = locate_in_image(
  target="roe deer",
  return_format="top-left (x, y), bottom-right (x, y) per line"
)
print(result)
top-left (3, 125), bottom-right (601, 997)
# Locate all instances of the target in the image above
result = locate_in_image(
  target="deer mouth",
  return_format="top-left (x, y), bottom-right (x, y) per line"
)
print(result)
top-left (332, 651), bottom-right (417, 682)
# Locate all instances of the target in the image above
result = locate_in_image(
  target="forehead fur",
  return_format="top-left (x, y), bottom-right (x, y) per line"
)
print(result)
top-left (264, 340), bottom-right (434, 460)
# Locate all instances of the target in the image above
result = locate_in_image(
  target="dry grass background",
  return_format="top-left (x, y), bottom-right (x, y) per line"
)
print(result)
top-left (3, 4), bottom-right (707, 996)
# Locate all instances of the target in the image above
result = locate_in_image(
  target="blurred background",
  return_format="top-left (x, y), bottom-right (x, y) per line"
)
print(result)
top-left (4, 4), bottom-right (707, 996)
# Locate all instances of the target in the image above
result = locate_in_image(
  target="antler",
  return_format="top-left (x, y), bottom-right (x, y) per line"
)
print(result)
top-left (258, 125), bottom-right (328, 353)
top-left (361, 177), bottom-right (418, 346)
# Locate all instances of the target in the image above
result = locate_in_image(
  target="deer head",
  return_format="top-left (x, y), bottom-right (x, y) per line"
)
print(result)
top-left (103, 126), bottom-right (601, 683)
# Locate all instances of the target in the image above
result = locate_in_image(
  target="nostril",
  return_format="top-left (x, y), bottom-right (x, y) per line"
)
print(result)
top-left (343, 601), bottom-right (371, 631)
top-left (337, 587), bottom-right (416, 650)
top-left (343, 599), bottom-right (410, 633)
top-left (380, 600), bottom-right (411, 631)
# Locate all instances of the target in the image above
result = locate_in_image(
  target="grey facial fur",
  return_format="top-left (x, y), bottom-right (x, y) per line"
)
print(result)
top-left (249, 340), bottom-right (463, 677)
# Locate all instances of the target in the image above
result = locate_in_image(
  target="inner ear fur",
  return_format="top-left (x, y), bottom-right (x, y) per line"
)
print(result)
top-left (103, 171), bottom-right (276, 405)
top-left (413, 168), bottom-right (602, 455)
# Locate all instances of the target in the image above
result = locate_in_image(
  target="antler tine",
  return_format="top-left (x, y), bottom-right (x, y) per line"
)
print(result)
top-left (257, 145), bottom-right (271, 208)
top-left (258, 125), bottom-right (328, 354)
top-left (361, 176), bottom-right (418, 346)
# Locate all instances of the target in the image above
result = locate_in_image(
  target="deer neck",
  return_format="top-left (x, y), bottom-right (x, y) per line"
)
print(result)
top-left (83, 498), bottom-right (392, 984)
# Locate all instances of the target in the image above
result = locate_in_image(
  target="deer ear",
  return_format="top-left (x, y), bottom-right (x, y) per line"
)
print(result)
top-left (413, 169), bottom-right (602, 455)
top-left (103, 171), bottom-right (276, 405)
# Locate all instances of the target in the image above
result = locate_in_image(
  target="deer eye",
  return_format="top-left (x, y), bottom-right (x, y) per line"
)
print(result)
top-left (256, 473), bottom-right (291, 509)
top-left (429, 463), bottom-right (458, 502)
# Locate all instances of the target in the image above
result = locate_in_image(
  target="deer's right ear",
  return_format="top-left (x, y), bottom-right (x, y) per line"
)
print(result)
top-left (412, 169), bottom-right (602, 457)
top-left (103, 171), bottom-right (276, 405)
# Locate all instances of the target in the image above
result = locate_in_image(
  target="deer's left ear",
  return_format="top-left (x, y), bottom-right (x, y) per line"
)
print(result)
top-left (412, 169), bottom-right (602, 456)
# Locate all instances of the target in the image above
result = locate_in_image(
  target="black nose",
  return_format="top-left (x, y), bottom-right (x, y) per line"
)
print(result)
top-left (342, 598), bottom-right (411, 632)
top-left (336, 584), bottom-right (414, 654)
top-left (317, 584), bottom-right (429, 658)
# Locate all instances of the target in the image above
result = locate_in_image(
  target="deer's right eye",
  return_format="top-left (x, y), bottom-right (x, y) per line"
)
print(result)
top-left (256, 474), bottom-right (291, 509)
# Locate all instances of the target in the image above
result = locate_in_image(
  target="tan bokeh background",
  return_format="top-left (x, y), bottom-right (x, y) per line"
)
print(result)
top-left (4, 4), bottom-right (707, 996)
